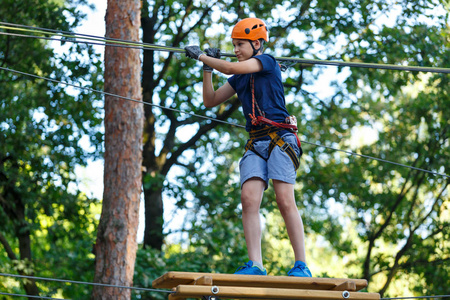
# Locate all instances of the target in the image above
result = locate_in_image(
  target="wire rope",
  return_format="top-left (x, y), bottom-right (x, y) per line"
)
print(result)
top-left (0, 273), bottom-right (173, 294)
top-left (0, 31), bottom-right (146, 50)
top-left (1, 22), bottom-right (450, 73)
top-left (0, 22), bottom-right (188, 54)
top-left (1, 66), bottom-right (448, 179)
top-left (0, 66), bottom-right (235, 127)
top-left (1, 22), bottom-right (449, 300)
top-left (1, 272), bottom-right (449, 300)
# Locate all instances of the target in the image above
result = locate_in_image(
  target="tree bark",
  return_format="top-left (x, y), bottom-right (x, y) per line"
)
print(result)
top-left (16, 217), bottom-right (40, 296)
top-left (91, 0), bottom-right (143, 299)
top-left (143, 187), bottom-right (164, 249)
top-left (0, 181), bottom-right (40, 296)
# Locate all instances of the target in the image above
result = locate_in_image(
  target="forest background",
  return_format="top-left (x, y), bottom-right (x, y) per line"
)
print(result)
top-left (0, 0), bottom-right (449, 299)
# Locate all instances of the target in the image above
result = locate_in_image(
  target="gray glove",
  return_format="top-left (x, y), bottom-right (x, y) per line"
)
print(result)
top-left (185, 45), bottom-right (204, 60)
top-left (203, 48), bottom-right (221, 72)
top-left (205, 48), bottom-right (221, 59)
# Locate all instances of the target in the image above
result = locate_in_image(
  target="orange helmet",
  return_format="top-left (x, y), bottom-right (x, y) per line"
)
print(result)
top-left (231, 18), bottom-right (269, 42)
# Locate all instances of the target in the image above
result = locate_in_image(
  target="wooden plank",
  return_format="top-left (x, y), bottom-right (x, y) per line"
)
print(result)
top-left (152, 272), bottom-right (368, 291)
top-left (333, 281), bottom-right (357, 291)
top-left (173, 285), bottom-right (380, 300)
top-left (194, 275), bottom-right (213, 286)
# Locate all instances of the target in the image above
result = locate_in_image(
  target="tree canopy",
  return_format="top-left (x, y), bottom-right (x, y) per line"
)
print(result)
top-left (0, 0), bottom-right (448, 299)
top-left (137, 0), bottom-right (449, 298)
top-left (1, 0), bottom-right (102, 298)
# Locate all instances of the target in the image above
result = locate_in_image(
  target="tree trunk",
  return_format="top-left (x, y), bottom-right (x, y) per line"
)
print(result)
top-left (91, 0), bottom-right (143, 299)
top-left (141, 7), bottom-right (164, 251)
top-left (140, 1), bottom-right (242, 251)
top-left (0, 183), bottom-right (40, 296)
top-left (17, 221), bottom-right (40, 296)
top-left (143, 187), bottom-right (164, 249)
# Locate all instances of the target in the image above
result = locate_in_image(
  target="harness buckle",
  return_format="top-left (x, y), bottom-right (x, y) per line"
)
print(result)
top-left (280, 141), bottom-right (290, 152)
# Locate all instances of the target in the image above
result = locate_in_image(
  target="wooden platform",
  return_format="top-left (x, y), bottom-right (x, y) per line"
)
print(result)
top-left (153, 271), bottom-right (380, 300)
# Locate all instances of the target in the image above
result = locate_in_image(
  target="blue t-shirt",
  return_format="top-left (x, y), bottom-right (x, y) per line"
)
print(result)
top-left (228, 54), bottom-right (289, 132)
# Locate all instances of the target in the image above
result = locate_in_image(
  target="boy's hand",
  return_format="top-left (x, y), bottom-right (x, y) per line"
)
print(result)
top-left (205, 48), bottom-right (221, 59)
top-left (203, 48), bottom-right (221, 72)
top-left (185, 46), bottom-right (205, 60)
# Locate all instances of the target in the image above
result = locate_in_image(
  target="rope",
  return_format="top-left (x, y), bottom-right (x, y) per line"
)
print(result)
top-left (0, 291), bottom-right (448, 300)
top-left (1, 22), bottom-right (448, 300)
top-left (0, 66), bottom-right (448, 179)
top-left (0, 22), bottom-right (184, 53)
top-left (275, 56), bottom-right (450, 73)
top-left (0, 31), bottom-right (147, 50)
top-left (1, 272), bottom-right (448, 299)
top-left (249, 74), bottom-right (266, 125)
top-left (0, 66), bottom-right (235, 128)
top-left (1, 22), bottom-right (450, 73)
top-left (0, 273), bottom-right (173, 294)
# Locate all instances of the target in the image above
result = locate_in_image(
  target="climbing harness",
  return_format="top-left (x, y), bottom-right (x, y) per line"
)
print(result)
top-left (245, 75), bottom-right (302, 170)
top-left (248, 75), bottom-right (301, 147)
top-left (245, 126), bottom-right (302, 170)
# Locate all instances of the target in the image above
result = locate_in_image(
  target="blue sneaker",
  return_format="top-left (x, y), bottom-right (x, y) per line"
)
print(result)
top-left (288, 261), bottom-right (312, 277)
top-left (234, 261), bottom-right (267, 275)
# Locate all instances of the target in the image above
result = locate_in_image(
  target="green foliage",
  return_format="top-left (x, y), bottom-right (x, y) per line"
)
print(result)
top-left (146, 0), bottom-right (449, 297)
top-left (1, 0), bottom-right (449, 298)
top-left (133, 246), bottom-right (226, 300)
top-left (0, 0), bottom-right (102, 298)
top-left (289, 2), bottom-right (450, 295)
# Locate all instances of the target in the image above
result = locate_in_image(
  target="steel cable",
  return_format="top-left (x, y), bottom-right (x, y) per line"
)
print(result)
top-left (1, 66), bottom-right (448, 179)
top-left (1, 22), bottom-right (450, 73)
top-left (0, 272), bottom-right (173, 294)
top-left (1, 272), bottom-right (449, 299)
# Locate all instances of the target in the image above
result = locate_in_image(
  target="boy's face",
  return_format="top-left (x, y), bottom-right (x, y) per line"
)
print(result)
top-left (232, 39), bottom-right (259, 61)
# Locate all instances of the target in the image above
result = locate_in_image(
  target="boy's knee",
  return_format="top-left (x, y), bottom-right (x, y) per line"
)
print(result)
top-left (241, 178), bottom-right (265, 209)
top-left (241, 192), bottom-right (258, 210)
top-left (276, 195), bottom-right (296, 212)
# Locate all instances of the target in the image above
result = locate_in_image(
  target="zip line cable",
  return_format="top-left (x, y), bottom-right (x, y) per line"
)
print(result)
top-left (0, 272), bottom-right (449, 300)
top-left (1, 65), bottom-right (449, 179)
top-left (1, 23), bottom-right (448, 177)
top-left (0, 67), bottom-right (235, 127)
top-left (0, 21), bottom-right (194, 54)
top-left (0, 273), bottom-right (450, 300)
top-left (0, 31), bottom-right (147, 50)
top-left (1, 23), bottom-right (449, 299)
top-left (1, 22), bottom-right (450, 73)
top-left (0, 273), bottom-right (173, 294)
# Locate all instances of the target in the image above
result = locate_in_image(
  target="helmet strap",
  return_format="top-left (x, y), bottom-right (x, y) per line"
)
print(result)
top-left (249, 40), bottom-right (263, 56)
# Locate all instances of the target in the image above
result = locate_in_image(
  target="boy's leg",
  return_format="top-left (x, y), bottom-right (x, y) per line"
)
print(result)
top-left (241, 178), bottom-right (265, 265)
top-left (272, 179), bottom-right (306, 262)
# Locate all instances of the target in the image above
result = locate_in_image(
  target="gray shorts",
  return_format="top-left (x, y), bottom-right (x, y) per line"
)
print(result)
top-left (239, 133), bottom-right (301, 189)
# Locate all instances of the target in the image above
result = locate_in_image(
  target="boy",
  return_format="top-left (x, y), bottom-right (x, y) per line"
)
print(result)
top-left (185, 18), bottom-right (311, 277)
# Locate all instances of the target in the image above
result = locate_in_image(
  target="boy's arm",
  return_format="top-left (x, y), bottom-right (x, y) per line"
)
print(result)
top-left (185, 45), bottom-right (262, 75)
top-left (185, 46), bottom-right (237, 108)
top-left (203, 72), bottom-right (235, 108)
top-left (200, 55), bottom-right (262, 75)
